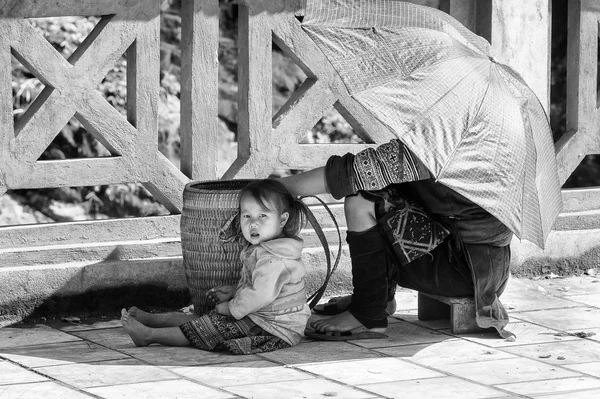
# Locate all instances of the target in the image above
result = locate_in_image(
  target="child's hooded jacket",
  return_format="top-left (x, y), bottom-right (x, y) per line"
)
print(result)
top-left (229, 236), bottom-right (311, 346)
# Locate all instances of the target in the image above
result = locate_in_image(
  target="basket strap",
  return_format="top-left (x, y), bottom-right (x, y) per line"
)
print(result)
top-left (299, 195), bottom-right (342, 309)
top-left (218, 212), bottom-right (241, 243)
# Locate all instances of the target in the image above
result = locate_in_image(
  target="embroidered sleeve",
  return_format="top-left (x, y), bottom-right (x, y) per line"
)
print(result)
top-left (352, 139), bottom-right (431, 192)
top-left (325, 139), bottom-right (431, 199)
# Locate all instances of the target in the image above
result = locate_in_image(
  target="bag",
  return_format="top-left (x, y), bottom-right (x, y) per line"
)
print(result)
top-left (377, 198), bottom-right (449, 266)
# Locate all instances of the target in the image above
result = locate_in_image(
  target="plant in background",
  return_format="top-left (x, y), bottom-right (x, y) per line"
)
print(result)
top-left (7, 15), bottom-right (177, 223)
top-left (4, 0), bottom-right (592, 226)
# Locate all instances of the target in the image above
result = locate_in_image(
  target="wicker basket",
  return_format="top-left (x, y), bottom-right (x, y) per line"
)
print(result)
top-left (181, 179), bottom-right (256, 314)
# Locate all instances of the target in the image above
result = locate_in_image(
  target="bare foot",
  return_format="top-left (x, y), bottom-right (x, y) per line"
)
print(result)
top-left (127, 306), bottom-right (162, 327)
top-left (121, 309), bottom-right (152, 347)
top-left (311, 311), bottom-right (387, 334)
top-left (128, 306), bottom-right (168, 328)
top-left (317, 295), bottom-right (397, 315)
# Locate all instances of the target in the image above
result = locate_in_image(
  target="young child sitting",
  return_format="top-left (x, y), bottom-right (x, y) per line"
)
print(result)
top-left (121, 179), bottom-right (312, 355)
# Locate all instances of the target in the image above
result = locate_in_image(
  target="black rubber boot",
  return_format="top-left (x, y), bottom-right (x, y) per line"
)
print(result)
top-left (346, 225), bottom-right (389, 329)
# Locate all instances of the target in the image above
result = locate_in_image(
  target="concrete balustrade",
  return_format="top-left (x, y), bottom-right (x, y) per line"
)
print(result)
top-left (1, 0), bottom-right (599, 325)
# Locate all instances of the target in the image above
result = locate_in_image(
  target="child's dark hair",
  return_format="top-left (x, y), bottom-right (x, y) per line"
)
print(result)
top-left (239, 179), bottom-right (308, 237)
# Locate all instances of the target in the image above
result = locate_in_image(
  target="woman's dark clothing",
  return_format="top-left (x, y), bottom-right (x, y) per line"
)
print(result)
top-left (325, 139), bottom-right (514, 338)
top-left (345, 226), bottom-right (390, 329)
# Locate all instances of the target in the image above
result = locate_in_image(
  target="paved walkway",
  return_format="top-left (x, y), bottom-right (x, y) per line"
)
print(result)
top-left (1, 275), bottom-right (600, 399)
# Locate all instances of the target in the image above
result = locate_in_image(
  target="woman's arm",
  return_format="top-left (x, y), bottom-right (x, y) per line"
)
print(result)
top-left (279, 139), bottom-right (430, 199)
top-left (278, 166), bottom-right (329, 197)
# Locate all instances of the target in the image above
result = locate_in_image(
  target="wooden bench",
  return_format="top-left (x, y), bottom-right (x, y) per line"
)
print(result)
top-left (417, 292), bottom-right (488, 334)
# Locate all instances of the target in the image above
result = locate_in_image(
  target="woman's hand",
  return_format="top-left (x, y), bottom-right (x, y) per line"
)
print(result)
top-left (207, 285), bottom-right (235, 304)
top-left (215, 301), bottom-right (231, 316)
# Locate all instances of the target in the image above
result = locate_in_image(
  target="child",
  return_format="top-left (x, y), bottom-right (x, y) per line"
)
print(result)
top-left (121, 179), bottom-right (312, 355)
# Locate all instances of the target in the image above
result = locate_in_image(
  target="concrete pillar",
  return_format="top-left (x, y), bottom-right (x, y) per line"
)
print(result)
top-left (490, 0), bottom-right (552, 113)
top-left (439, 1), bottom-right (551, 112)
top-left (438, 0), bottom-right (491, 41)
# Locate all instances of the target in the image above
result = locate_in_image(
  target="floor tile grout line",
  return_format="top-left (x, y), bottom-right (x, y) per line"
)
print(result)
top-left (355, 351), bottom-right (524, 398)
top-left (63, 324), bottom-right (392, 398)
top-left (508, 303), bottom-right (597, 314)
top-left (493, 374), bottom-right (600, 386)
top-left (460, 334), bottom-right (595, 349)
top-left (0, 338), bottom-right (84, 351)
top-left (446, 332), bottom-right (600, 372)
top-left (452, 339), bottom-right (600, 384)
top-left (514, 386), bottom-right (600, 398)
top-left (28, 345), bottom-right (247, 397)
top-left (256, 345), bottom-right (392, 368)
top-left (240, 360), bottom-right (393, 398)
top-left (494, 317), bottom-right (600, 341)
top-left (369, 343), bottom-right (523, 367)
top-left (374, 329), bottom-right (552, 395)
top-left (219, 370), bottom-right (393, 399)
top-left (554, 365), bottom-right (600, 381)
top-left (165, 354), bottom-right (315, 398)
top-left (48, 326), bottom-right (252, 397)
top-left (0, 380), bottom-right (47, 388)
top-left (250, 349), bottom-right (400, 398)
top-left (493, 375), bottom-right (600, 390)
top-left (392, 304), bottom-right (598, 333)
top-left (369, 334), bottom-right (600, 390)
top-left (0, 355), bottom-right (102, 398)
top-left (1, 338), bottom-right (137, 367)
top-left (83, 376), bottom-right (246, 398)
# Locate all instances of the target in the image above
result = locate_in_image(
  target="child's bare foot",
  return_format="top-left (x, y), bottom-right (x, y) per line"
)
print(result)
top-left (127, 306), bottom-right (152, 326)
top-left (127, 306), bottom-right (160, 327)
top-left (121, 309), bottom-right (152, 347)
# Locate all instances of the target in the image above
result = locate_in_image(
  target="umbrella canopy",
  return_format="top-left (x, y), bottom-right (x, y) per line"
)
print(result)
top-left (301, 0), bottom-right (562, 249)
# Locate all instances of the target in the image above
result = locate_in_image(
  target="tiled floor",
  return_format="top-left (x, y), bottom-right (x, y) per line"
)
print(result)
top-left (1, 275), bottom-right (599, 399)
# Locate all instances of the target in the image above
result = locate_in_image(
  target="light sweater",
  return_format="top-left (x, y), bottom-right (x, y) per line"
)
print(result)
top-left (228, 236), bottom-right (311, 346)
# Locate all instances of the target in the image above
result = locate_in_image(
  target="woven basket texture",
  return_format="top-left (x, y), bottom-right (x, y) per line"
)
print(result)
top-left (181, 180), bottom-right (256, 314)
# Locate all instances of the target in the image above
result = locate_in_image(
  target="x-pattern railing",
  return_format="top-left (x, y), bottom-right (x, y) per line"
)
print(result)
top-left (0, 0), bottom-right (187, 214)
top-left (0, 0), bottom-right (599, 262)
top-left (226, 2), bottom-right (395, 179)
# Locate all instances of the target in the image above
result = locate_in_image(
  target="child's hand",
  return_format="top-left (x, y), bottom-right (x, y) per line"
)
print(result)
top-left (215, 301), bottom-right (231, 316)
top-left (207, 285), bottom-right (235, 303)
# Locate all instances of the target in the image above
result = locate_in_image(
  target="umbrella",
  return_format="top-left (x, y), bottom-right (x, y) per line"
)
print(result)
top-left (301, 0), bottom-right (562, 249)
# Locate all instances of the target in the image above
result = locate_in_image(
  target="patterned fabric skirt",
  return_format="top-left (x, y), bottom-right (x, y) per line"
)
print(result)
top-left (179, 310), bottom-right (290, 355)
